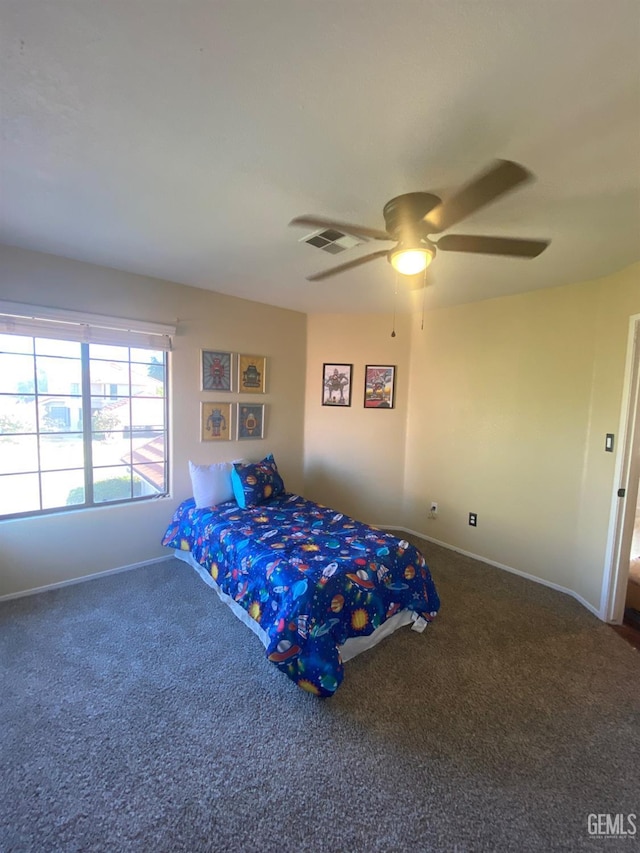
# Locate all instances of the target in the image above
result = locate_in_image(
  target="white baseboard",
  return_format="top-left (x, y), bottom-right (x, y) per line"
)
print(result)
top-left (383, 524), bottom-right (603, 621)
top-left (3, 527), bottom-right (603, 623)
top-left (0, 554), bottom-right (174, 603)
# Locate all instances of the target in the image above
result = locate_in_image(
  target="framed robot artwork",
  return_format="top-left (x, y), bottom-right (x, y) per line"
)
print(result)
top-left (364, 365), bottom-right (396, 409)
top-left (236, 403), bottom-right (265, 440)
top-left (202, 350), bottom-right (234, 392)
top-left (238, 354), bottom-right (267, 394)
top-left (201, 402), bottom-right (232, 441)
top-left (322, 363), bottom-right (352, 407)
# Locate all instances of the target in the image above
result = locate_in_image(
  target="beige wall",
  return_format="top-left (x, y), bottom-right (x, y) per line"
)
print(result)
top-left (304, 312), bottom-right (412, 526)
top-left (0, 245), bottom-right (306, 597)
top-left (303, 263), bottom-right (639, 615)
top-left (402, 263), bottom-right (639, 611)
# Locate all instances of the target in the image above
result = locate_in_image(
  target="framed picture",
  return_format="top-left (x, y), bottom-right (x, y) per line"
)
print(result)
top-left (201, 402), bottom-right (232, 441)
top-left (237, 403), bottom-right (265, 440)
top-left (202, 350), bottom-right (234, 392)
top-left (322, 363), bottom-right (352, 407)
top-left (364, 365), bottom-right (396, 409)
top-left (238, 354), bottom-right (266, 394)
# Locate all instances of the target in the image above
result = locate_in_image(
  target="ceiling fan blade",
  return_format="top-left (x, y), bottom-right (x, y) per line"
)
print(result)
top-left (435, 234), bottom-right (550, 258)
top-left (290, 215), bottom-right (391, 242)
top-left (424, 160), bottom-right (534, 234)
top-left (306, 249), bottom-right (389, 281)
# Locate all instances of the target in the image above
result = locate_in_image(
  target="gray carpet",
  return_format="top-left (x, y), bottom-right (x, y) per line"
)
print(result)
top-left (1, 538), bottom-right (639, 853)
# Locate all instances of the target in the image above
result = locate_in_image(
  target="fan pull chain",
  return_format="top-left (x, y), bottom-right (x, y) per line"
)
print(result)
top-left (421, 266), bottom-right (428, 331)
top-left (391, 272), bottom-right (398, 337)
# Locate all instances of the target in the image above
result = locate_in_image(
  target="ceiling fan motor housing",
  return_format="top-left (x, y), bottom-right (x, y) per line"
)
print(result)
top-left (382, 192), bottom-right (441, 240)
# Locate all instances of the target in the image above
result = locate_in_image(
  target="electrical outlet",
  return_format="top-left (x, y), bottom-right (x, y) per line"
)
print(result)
top-left (429, 502), bottom-right (438, 519)
top-left (469, 512), bottom-right (477, 527)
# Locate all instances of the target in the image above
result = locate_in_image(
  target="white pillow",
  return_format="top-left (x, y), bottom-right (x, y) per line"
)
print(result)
top-left (189, 460), bottom-right (235, 508)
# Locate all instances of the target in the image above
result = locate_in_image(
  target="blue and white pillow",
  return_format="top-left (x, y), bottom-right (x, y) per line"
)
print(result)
top-left (231, 454), bottom-right (285, 508)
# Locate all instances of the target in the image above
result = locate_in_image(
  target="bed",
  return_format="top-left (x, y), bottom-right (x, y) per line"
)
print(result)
top-left (162, 455), bottom-right (440, 697)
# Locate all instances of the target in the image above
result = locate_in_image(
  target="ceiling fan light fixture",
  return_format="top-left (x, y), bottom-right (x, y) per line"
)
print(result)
top-left (389, 245), bottom-right (435, 276)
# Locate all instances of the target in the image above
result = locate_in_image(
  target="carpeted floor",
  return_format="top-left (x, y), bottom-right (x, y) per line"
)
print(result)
top-left (1, 538), bottom-right (639, 852)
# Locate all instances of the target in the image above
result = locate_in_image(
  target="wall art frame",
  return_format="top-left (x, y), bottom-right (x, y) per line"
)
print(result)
top-left (201, 401), bottom-right (232, 441)
top-left (238, 354), bottom-right (266, 394)
top-left (236, 403), bottom-right (265, 440)
top-left (364, 364), bottom-right (396, 409)
top-left (322, 363), bottom-right (352, 407)
top-left (201, 350), bottom-right (234, 392)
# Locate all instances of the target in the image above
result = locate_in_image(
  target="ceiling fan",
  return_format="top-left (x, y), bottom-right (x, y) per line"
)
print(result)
top-left (290, 160), bottom-right (550, 282)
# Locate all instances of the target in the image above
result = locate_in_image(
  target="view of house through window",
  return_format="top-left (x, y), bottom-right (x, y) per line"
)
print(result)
top-left (0, 333), bottom-right (168, 518)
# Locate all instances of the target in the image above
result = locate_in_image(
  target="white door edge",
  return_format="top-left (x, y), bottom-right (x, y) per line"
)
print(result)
top-left (601, 313), bottom-right (640, 622)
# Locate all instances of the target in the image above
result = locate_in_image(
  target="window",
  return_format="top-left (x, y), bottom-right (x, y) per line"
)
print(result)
top-left (0, 304), bottom-right (173, 519)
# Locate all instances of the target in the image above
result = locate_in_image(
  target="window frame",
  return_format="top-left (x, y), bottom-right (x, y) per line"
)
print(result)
top-left (0, 335), bottom-right (170, 520)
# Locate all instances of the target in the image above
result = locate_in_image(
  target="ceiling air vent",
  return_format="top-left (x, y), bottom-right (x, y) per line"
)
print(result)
top-left (300, 228), bottom-right (366, 255)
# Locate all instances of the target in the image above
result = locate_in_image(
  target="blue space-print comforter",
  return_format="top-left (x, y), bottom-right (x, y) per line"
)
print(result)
top-left (162, 494), bottom-right (440, 697)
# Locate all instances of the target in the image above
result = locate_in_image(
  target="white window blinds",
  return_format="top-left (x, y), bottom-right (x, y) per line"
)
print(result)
top-left (0, 301), bottom-right (176, 350)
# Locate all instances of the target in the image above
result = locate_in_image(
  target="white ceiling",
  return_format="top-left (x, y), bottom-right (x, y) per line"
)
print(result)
top-left (1, 1), bottom-right (639, 316)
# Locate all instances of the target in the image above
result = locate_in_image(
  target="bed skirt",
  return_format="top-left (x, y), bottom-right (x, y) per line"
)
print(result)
top-left (174, 549), bottom-right (423, 663)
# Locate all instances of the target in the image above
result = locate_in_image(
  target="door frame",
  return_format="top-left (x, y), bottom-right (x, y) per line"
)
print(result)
top-left (602, 313), bottom-right (640, 622)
